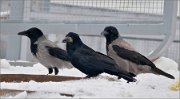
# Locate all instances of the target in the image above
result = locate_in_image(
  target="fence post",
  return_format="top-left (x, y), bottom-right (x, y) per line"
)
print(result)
top-left (148, 0), bottom-right (178, 60)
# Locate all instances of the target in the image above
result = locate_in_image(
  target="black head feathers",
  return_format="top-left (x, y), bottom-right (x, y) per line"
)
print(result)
top-left (62, 32), bottom-right (82, 45)
top-left (101, 26), bottom-right (120, 45)
top-left (18, 27), bottom-right (44, 42)
top-left (102, 26), bottom-right (119, 37)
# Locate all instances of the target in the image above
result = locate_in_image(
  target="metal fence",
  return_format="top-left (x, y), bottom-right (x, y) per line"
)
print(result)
top-left (0, 0), bottom-right (179, 63)
top-left (0, 0), bottom-right (165, 23)
top-left (51, 0), bottom-right (164, 14)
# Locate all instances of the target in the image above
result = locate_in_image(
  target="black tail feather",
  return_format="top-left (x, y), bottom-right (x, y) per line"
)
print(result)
top-left (104, 69), bottom-right (137, 82)
top-left (152, 67), bottom-right (175, 79)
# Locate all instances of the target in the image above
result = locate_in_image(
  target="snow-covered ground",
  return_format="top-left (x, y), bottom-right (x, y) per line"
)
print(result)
top-left (0, 57), bottom-right (179, 98)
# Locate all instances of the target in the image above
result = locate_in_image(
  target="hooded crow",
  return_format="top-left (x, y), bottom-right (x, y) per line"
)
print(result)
top-left (101, 26), bottom-right (174, 79)
top-left (62, 32), bottom-right (137, 82)
top-left (18, 27), bottom-right (72, 75)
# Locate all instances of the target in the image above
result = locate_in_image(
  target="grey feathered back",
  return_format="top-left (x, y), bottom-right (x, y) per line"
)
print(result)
top-left (108, 38), bottom-right (154, 75)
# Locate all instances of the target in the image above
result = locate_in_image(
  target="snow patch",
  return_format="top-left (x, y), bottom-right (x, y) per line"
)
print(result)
top-left (154, 57), bottom-right (179, 71)
top-left (0, 59), bottom-right (11, 68)
top-left (13, 91), bottom-right (27, 98)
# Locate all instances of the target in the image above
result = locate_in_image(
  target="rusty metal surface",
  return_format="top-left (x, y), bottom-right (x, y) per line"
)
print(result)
top-left (0, 74), bottom-right (83, 82)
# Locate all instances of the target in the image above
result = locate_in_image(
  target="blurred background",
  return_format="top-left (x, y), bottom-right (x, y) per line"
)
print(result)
top-left (0, 0), bottom-right (179, 64)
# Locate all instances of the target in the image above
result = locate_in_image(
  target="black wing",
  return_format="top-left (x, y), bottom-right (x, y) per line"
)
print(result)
top-left (46, 46), bottom-right (70, 61)
top-left (81, 45), bottom-right (116, 69)
top-left (112, 45), bottom-right (156, 68)
top-left (70, 47), bottom-right (105, 76)
top-left (71, 45), bottom-right (120, 72)
top-left (75, 47), bottom-right (136, 81)
top-left (72, 47), bottom-right (106, 69)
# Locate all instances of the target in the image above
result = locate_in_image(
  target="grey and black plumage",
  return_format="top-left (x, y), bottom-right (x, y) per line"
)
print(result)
top-left (101, 26), bottom-right (174, 79)
top-left (62, 32), bottom-right (137, 82)
top-left (18, 27), bottom-right (72, 75)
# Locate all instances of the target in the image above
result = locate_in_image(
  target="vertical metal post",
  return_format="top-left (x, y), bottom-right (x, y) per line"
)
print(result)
top-left (20, 37), bottom-right (28, 60)
top-left (148, 0), bottom-right (178, 60)
top-left (19, 0), bottom-right (31, 60)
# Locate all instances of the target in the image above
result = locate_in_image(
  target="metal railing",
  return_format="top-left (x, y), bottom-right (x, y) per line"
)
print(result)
top-left (0, 0), bottom-right (178, 61)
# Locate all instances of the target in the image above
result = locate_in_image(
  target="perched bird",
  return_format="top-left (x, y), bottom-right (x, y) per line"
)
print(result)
top-left (62, 32), bottom-right (137, 82)
top-left (18, 27), bottom-right (72, 75)
top-left (101, 26), bottom-right (175, 79)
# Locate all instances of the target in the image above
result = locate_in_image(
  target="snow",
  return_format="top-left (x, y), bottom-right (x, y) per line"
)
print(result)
top-left (154, 57), bottom-right (179, 71)
top-left (0, 57), bottom-right (179, 98)
top-left (13, 91), bottom-right (27, 98)
top-left (0, 59), bottom-right (11, 69)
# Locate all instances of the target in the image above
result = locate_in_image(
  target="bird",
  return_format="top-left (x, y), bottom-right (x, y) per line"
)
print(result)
top-left (101, 26), bottom-right (175, 79)
top-left (18, 27), bottom-right (73, 75)
top-left (62, 32), bottom-right (137, 82)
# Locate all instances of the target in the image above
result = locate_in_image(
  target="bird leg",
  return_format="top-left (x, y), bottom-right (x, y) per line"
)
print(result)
top-left (53, 67), bottom-right (59, 75)
top-left (47, 68), bottom-right (53, 75)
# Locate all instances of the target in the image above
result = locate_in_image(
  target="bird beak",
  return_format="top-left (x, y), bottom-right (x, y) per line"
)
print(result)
top-left (62, 37), bottom-right (73, 43)
top-left (18, 31), bottom-right (28, 36)
top-left (101, 31), bottom-right (108, 36)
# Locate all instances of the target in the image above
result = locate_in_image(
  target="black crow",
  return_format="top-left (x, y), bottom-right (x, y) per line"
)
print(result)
top-left (18, 27), bottom-right (73, 75)
top-left (62, 32), bottom-right (137, 82)
top-left (101, 26), bottom-right (175, 79)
